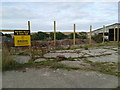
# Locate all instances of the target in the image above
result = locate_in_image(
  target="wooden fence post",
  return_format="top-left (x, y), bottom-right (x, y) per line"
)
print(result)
top-left (73, 24), bottom-right (76, 45)
top-left (114, 25), bottom-right (116, 41)
top-left (89, 25), bottom-right (92, 44)
top-left (28, 21), bottom-right (32, 58)
top-left (117, 24), bottom-right (119, 42)
top-left (103, 25), bottom-right (105, 43)
top-left (54, 21), bottom-right (56, 47)
top-left (28, 21), bottom-right (30, 30)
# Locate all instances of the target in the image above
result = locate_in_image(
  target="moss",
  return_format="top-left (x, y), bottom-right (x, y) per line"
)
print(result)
top-left (17, 51), bottom-right (29, 56)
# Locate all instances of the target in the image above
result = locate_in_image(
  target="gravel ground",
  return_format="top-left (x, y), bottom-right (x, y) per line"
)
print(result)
top-left (2, 68), bottom-right (119, 88)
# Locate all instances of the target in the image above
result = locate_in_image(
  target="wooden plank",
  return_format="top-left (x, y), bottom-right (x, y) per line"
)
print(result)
top-left (0, 30), bottom-right (14, 32)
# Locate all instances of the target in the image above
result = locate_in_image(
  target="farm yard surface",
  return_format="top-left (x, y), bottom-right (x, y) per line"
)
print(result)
top-left (2, 42), bottom-right (120, 88)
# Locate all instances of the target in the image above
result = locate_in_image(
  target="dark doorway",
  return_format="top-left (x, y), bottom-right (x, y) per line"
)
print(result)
top-left (109, 28), bottom-right (120, 41)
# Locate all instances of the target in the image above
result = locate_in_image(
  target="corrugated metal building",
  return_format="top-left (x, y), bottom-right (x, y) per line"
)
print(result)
top-left (87, 23), bottom-right (120, 41)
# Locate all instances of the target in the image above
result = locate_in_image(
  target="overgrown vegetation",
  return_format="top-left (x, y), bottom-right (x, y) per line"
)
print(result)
top-left (57, 42), bottom-right (118, 50)
top-left (84, 60), bottom-right (119, 76)
top-left (2, 40), bottom-right (119, 77)
top-left (31, 31), bottom-right (49, 41)
top-left (31, 31), bottom-right (87, 41)
top-left (2, 48), bottom-right (18, 71)
top-left (92, 34), bottom-right (108, 43)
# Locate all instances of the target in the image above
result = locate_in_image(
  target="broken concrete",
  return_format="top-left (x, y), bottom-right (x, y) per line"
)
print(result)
top-left (34, 58), bottom-right (47, 62)
top-left (86, 54), bottom-right (118, 63)
top-left (59, 60), bottom-right (91, 68)
top-left (11, 55), bottom-right (31, 64)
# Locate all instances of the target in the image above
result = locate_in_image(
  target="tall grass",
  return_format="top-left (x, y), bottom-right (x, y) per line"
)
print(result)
top-left (2, 48), bottom-right (17, 71)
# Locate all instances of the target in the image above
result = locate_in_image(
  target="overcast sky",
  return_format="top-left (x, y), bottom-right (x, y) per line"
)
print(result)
top-left (1, 2), bottom-right (118, 32)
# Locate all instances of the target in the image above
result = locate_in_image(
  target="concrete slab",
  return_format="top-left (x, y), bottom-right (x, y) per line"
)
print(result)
top-left (2, 68), bottom-right (118, 88)
top-left (11, 55), bottom-right (31, 64)
top-left (44, 53), bottom-right (84, 58)
top-left (44, 48), bottom-right (117, 58)
top-left (81, 49), bottom-right (117, 56)
top-left (86, 54), bottom-right (118, 62)
top-left (34, 58), bottom-right (47, 62)
top-left (59, 61), bottom-right (91, 68)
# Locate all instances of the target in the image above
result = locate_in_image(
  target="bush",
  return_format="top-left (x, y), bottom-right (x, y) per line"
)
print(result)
top-left (31, 32), bottom-right (49, 41)
top-left (49, 32), bottom-right (68, 40)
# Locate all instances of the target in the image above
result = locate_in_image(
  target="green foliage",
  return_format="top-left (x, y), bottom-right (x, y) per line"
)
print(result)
top-left (79, 32), bottom-right (87, 39)
top-left (56, 32), bottom-right (68, 40)
top-left (18, 51), bottom-right (29, 56)
top-left (49, 32), bottom-right (54, 40)
top-left (4, 34), bottom-right (12, 38)
top-left (31, 31), bottom-right (49, 41)
top-left (31, 32), bottom-right (67, 41)
top-left (31, 31), bottom-right (88, 41)
top-left (68, 32), bottom-right (87, 39)
top-left (2, 49), bottom-right (17, 71)
top-left (68, 33), bottom-right (79, 39)
top-left (38, 31), bottom-right (49, 40)
top-left (49, 32), bottom-right (68, 40)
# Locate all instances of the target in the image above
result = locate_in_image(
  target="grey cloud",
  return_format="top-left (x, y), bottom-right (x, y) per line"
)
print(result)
top-left (1, 2), bottom-right (118, 32)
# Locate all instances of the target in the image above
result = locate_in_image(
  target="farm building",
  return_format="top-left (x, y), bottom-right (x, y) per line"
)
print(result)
top-left (87, 23), bottom-right (120, 41)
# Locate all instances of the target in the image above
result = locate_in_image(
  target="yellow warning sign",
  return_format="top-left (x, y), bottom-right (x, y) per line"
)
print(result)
top-left (14, 35), bottom-right (31, 46)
